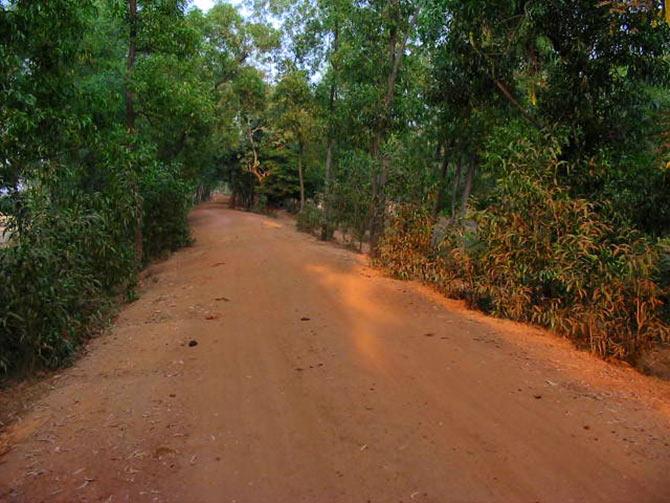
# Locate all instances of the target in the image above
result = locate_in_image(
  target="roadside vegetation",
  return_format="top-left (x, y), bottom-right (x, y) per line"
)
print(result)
top-left (0, 0), bottom-right (278, 375)
top-left (1, 0), bottom-right (669, 376)
top-left (248, 0), bottom-right (670, 363)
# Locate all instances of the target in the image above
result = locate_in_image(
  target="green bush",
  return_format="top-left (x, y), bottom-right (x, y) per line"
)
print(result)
top-left (0, 162), bottom-right (196, 376)
top-left (296, 201), bottom-right (323, 234)
top-left (141, 163), bottom-right (193, 261)
top-left (0, 187), bottom-right (136, 375)
top-left (252, 193), bottom-right (276, 216)
top-left (658, 238), bottom-right (670, 324)
top-left (316, 150), bottom-right (373, 248)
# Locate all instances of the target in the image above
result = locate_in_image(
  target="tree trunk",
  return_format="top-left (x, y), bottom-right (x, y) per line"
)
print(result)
top-left (247, 173), bottom-right (255, 211)
top-left (298, 144), bottom-right (305, 212)
top-left (321, 23), bottom-right (339, 241)
top-left (125, 0), bottom-right (137, 133)
top-left (368, 3), bottom-right (421, 257)
top-left (324, 138), bottom-right (334, 187)
top-left (460, 162), bottom-right (476, 217)
top-left (320, 137), bottom-right (335, 240)
top-left (451, 160), bottom-right (462, 219)
top-left (494, 79), bottom-right (541, 129)
top-left (433, 146), bottom-right (450, 217)
top-left (368, 133), bottom-right (384, 255)
top-left (126, 0), bottom-right (143, 266)
top-left (368, 148), bottom-right (389, 255)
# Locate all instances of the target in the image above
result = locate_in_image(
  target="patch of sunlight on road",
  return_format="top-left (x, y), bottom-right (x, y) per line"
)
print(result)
top-left (262, 220), bottom-right (283, 229)
top-left (304, 263), bottom-right (397, 373)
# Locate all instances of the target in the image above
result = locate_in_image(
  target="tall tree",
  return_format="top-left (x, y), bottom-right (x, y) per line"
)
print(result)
top-left (125, 0), bottom-right (142, 263)
top-left (272, 69), bottom-right (316, 212)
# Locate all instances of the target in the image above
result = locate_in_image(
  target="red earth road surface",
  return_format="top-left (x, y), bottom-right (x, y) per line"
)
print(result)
top-left (1, 198), bottom-right (669, 502)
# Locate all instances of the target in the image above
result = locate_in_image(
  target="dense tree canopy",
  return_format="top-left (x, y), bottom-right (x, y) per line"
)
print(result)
top-left (1, 0), bottom-right (669, 375)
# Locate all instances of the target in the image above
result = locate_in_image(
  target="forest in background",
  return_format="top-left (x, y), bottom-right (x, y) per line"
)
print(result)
top-left (1, 0), bottom-right (669, 377)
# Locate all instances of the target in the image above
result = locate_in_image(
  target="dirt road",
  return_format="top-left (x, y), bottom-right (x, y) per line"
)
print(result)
top-left (1, 199), bottom-right (669, 502)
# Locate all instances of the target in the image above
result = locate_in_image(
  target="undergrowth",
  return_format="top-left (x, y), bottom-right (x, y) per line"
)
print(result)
top-left (375, 130), bottom-right (669, 362)
top-left (0, 166), bottom-right (193, 377)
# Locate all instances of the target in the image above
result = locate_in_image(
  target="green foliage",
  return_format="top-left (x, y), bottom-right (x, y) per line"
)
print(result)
top-left (0, 177), bottom-right (136, 375)
top-left (659, 237), bottom-right (670, 322)
top-left (141, 163), bottom-right (193, 260)
top-left (296, 201), bottom-right (322, 233)
top-left (3, 0), bottom-right (670, 374)
top-left (260, 151), bottom-right (301, 204)
top-left (0, 0), bottom-right (220, 377)
top-left (326, 150), bottom-right (372, 246)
